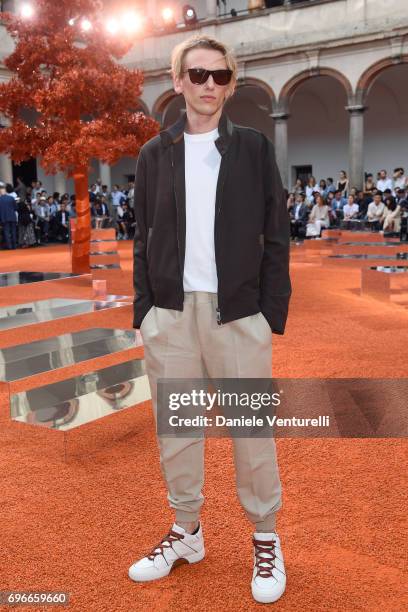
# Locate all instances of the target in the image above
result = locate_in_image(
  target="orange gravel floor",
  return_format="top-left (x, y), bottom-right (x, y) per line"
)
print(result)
top-left (0, 243), bottom-right (407, 612)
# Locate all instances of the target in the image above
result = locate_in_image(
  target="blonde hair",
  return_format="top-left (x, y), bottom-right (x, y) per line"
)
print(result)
top-left (170, 34), bottom-right (237, 87)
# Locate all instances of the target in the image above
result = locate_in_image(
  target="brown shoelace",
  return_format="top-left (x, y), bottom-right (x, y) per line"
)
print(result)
top-left (147, 530), bottom-right (185, 562)
top-left (253, 537), bottom-right (277, 578)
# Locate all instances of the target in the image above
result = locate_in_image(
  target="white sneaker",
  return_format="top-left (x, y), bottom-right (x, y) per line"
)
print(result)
top-left (128, 522), bottom-right (205, 582)
top-left (251, 531), bottom-right (286, 604)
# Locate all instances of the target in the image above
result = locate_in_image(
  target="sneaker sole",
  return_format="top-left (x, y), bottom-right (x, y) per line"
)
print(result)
top-left (251, 580), bottom-right (286, 604)
top-left (129, 547), bottom-right (205, 582)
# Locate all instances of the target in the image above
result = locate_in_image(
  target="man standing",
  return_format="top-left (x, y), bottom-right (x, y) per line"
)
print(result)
top-left (109, 184), bottom-right (126, 224)
top-left (0, 183), bottom-right (18, 249)
top-left (129, 35), bottom-right (291, 604)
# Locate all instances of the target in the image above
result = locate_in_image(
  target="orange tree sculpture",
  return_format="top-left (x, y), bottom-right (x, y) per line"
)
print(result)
top-left (0, 0), bottom-right (159, 272)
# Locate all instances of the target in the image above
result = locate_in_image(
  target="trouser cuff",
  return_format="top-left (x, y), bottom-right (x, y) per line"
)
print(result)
top-left (175, 510), bottom-right (200, 523)
top-left (255, 512), bottom-right (277, 532)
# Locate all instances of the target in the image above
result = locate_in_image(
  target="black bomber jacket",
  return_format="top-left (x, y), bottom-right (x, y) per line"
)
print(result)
top-left (133, 109), bottom-right (292, 334)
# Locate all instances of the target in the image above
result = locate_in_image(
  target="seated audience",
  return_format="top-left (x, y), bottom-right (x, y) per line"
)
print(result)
top-left (289, 192), bottom-right (309, 240)
top-left (342, 195), bottom-right (359, 229)
top-left (18, 198), bottom-right (37, 248)
top-left (306, 194), bottom-right (329, 237)
top-left (55, 202), bottom-right (70, 243)
top-left (117, 202), bottom-right (136, 240)
top-left (367, 192), bottom-right (386, 232)
top-left (382, 196), bottom-right (401, 234)
top-left (92, 198), bottom-right (110, 229)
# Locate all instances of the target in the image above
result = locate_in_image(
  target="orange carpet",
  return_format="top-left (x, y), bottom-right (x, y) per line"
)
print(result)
top-left (0, 243), bottom-right (407, 611)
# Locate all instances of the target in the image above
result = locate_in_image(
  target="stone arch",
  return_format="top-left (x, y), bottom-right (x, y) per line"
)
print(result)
top-left (135, 98), bottom-right (150, 115)
top-left (234, 76), bottom-right (275, 111)
top-left (278, 67), bottom-right (353, 112)
top-left (356, 55), bottom-right (408, 104)
top-left (152, 89), bottom-right (180, 123)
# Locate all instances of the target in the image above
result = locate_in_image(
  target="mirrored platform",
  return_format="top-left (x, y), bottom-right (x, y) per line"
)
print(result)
top-left (89, 239), bottom-right (117, 243)
top-left (338, 242), bottom-right (405, 247)
top-left (0, 271), bottom-right (80, 287)
top-left (334, 242), bottom-right (408, 256)
top-left (90, 251), bottom-right (118, 256)
top-left (0, 328), bottom-right (139, 381)
top-left (337, 232), bottom-right (400, 244)
top-left (304, 238), bottom-right (337, 250)
top-left (370, 266), bottom-right (408, 273)
top-left (0, 298), bottom-right (132, 331)
top-left (10, 359), bottom-right (150, 431)
top-left (0, 271), bottom-right (93, 302)
top-left (323, 253), bottom-right (408, 268)
top-left (361, 265), bottom-right (408, 304)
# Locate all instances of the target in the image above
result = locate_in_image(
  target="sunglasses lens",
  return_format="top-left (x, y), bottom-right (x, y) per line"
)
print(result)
top-left (188, 69), bottom-right (208, 84)
top-left (213, 70), bottom-right (232, 85)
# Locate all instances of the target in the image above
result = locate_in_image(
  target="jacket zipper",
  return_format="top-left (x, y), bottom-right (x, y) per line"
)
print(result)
top-left (170, 145), bottom-right (183, 297)
top-left (214, 150), bottom-right (228, 326)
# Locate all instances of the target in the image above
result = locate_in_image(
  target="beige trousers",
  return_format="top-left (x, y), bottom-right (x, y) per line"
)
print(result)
top-left (140, 291), bottom-right (282, 531)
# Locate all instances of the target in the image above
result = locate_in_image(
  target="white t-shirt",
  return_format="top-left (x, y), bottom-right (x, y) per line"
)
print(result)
top-left (376, 178), bottom-right (393, 192)
top-left (343, 203), bottom-right (359, 217)
top-left (183, 128), bottom-right (221, 293)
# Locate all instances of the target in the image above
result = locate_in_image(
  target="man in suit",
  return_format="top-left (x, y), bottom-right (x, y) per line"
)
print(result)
top-left (0, 183), bottom-right (18, 249)
top-left (289, 192), bottom-right (309, 240)
top-left (55, 201), bottom-right (70, 243)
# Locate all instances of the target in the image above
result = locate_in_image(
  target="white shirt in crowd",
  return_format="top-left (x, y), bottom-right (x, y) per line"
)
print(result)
top-left (376, 177), bottom-right (393, 192)
top-left (393, 175), bottom-right (407, 191)
top-left (111, 190), bottom-right (125, 207)
top-left (305, 184), bottom-right (320, 202)
top-left (294, 203), bottom-right (302, 220)
top-left (367, 201), bottom-right (385, 220)
top-left (183, 127), bottom-right (221, 293)
top-left (343, 203), bottom-right (359, 218)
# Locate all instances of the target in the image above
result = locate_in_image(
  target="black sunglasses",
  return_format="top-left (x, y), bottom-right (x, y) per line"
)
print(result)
top-left (184, 68), bottom-right (233, 86)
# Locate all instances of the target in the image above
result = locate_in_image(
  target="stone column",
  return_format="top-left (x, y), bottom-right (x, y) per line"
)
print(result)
top-left (54, 171), bottom-right (67, 195)
top-left (0, 153), bottom-right (13, 185)
top-left (271, 112), bottom-right (290, 190)
top-left (346, 104), bottom-right (366, 191)
top-left (206, 0), bottom-right (218, 19)
top-left (98, 161), bottom-right (112, 190)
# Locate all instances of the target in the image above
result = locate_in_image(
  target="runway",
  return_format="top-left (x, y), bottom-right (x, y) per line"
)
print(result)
top-left (0, 241), bottom-right (407, 611)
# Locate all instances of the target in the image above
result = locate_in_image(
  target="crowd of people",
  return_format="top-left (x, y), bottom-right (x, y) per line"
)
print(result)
top-left (1, 167), bottom-right (407, 251)
top-left (0, 178), bottom-right (136, 250)
top-left (287, 168), bottom-right (408, 240)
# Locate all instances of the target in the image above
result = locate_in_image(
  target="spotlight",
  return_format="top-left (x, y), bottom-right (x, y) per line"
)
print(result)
top-left (20, 3), bottom-right (34, 18)
top-left (183, 4), bottom-right (197, 25)
top-left (121, 11), bottom-right (143, 34)
top-left (81, 18), bottom-right (92, 32)
top-left (161, 7), bottom-right (175, 26)
top-left (68, 18), bottom-right (76, 26)
top-left (105, 17), bottom-right (119, 35)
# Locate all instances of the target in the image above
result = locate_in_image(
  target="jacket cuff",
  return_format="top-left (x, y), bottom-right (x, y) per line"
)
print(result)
top-left (133, 299), bottom-right (153, 329)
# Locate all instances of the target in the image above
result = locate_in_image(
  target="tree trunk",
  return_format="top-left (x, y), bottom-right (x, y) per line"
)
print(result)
top-left (72, 167), bottom-right (91, 274)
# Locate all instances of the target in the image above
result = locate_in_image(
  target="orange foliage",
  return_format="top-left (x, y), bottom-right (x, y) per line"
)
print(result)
top-left (0, 0), bottom-right (160, 176)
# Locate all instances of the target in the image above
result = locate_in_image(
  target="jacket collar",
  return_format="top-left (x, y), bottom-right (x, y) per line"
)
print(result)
top-left (160, 108), bottom-right (234, 155)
